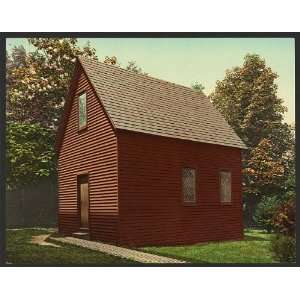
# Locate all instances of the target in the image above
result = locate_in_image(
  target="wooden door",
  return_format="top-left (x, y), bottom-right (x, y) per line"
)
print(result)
top-left (78, 175), bottom-right (89, 229)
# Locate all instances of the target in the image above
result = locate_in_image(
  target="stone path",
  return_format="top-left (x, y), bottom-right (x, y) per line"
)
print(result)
top-left (9, 227), bottom-right (57, 232)
top-left (51, 236), bottom-right (186, 264)
top-left (31, 234), bottom-right (61, 248)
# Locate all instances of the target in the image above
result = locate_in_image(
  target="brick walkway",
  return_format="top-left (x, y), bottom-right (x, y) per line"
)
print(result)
top-left (51, 236), bottom-right (186, 264)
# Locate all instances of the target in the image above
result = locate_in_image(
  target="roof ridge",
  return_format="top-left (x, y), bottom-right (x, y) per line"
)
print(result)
top-left (78, 56), bottom-right (208, 99)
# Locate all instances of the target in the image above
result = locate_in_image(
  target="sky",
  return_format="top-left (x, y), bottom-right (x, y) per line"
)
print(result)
top-left (6, 38), bottom-right (295, 124)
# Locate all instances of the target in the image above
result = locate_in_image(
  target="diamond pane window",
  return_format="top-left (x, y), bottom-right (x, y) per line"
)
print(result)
top-left (220, 171), bottom-right (231, 203)
top-left (182, 168), bottom-right (196, 203)
top-left (79, 92), bottom-right (87, 129)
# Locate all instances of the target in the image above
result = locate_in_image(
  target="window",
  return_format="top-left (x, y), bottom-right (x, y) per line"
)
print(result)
top-left (220, 171), bottom-right (231, 203)
top-left (78, 92), bottom-right (87, 129)
top-left (182, 168), bottom-right (196, 203)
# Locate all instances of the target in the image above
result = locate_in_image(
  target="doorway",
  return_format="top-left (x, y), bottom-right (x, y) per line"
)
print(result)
top-left (77, 174), bottom-right (89, 229)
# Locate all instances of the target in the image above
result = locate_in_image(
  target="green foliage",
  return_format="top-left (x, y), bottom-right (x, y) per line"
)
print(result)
top-left (6, 39), bottom-right (98, 189)
top-left (6, 38), bottom-right (98, 129)
top-left (209, 54), bottom-right (295, 223)
top-left (125, 60), bottom-right (147, 75)
top-left (254, 196), bottom-right (281, 232)
top-left (270, 234), bottom-right (296, 263)
top-left (270, 199), bottom-right (296, 263)
top-left (191, 81), bottom-right (205, 93)
top-left (210, 54), bottom-right (286, 142)
top-left (282, 173), bottom-right (296, 199)
top-left (272, 198), bottom-right (295, 237)
top-left (6, 122), bottom-right (56, 190)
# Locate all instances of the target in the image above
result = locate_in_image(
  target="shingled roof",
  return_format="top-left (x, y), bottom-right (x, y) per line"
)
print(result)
top-left (78, 56), bottom-right (246, 149)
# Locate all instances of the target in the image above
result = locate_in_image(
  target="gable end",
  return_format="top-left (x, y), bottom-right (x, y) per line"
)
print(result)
top-left (55, 58), bottom-right (116, 155)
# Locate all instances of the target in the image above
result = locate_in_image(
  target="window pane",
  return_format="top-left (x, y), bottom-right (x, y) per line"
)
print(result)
top-left (79, 93), bottom-right (87, 128)
top-left (220, 171), bottom-right (231, 203)
top-left (182, 168), bottom-right (196, 203)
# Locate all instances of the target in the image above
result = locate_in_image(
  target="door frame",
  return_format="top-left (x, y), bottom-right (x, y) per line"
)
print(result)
top-left (76, 171), bottom-right (90, 230)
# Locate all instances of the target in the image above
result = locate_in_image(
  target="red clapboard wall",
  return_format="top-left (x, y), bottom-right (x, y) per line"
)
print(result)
top-left (57, 64), bottom-right (119, 242)
top-left (117, 129), bottom-right (243, 246)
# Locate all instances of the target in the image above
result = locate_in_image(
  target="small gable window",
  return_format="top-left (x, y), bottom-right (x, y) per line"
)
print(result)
top-left (220, 171), bottom-right (231, 203)
top-left (78, 92), bottom-right (87, 130)
top-left (182, 168), bottom-right (196, 204)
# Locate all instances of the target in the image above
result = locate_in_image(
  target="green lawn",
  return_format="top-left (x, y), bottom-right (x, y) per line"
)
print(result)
top-left (141, 229), bottom-right (278, 264)
top-left (6, 228), bottom-right (278, 265)
top-left (6, 228), bottom-right (137, 265)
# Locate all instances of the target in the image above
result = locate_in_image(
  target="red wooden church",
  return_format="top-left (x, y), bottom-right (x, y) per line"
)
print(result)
top-left (56, 56), bottom-right (246, 246)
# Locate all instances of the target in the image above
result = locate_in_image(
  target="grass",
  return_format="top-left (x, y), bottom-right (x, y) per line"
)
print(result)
top-left (141, 229), bottom-right (278, 264)
top-left (6, 228), bottom-right (278, 265)
top-left (6, 228), bottom-right (137, 265)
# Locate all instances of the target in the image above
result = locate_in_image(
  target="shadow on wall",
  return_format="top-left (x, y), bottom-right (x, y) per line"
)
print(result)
top-left (6, 177), bottom-right (58, 228)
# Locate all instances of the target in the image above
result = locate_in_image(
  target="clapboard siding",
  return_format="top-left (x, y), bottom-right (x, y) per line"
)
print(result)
top-left (118, 130), bottom-right (243, 246)
top-left (57, 59), bottom-right (244, 247)
top-left (58, 64), bottom-right (119, 242)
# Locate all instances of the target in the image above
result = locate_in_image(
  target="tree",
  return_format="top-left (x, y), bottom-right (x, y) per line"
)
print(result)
top-left (7, 45), bottom-right (27, 68)
top-left (244, 138), bottom-right (286, 197)
top-left (6, 39), bottom-right (98, 189)
top-left (6, 122), bottom-right (56, 190)
top-left (104, 55), bottom-right (118, 66)
top-left (270, 198), bottom-right (296, 262)
top-left (272, 198), bottom-right (295, 237)
top-left (6, 38), bottom-right (98, 129)
top-left (191, 81), bottom-right (205, 93)
top-left (209, 54), bottom-right (294, 224)
top-left (253, 195), bottom-right (281, 233)
top-left (125, 60), bottom-right (147, 75)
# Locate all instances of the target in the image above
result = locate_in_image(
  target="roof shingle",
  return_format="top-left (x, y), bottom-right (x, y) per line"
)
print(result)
top-left (79, 56), bottom-right (247, 149)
